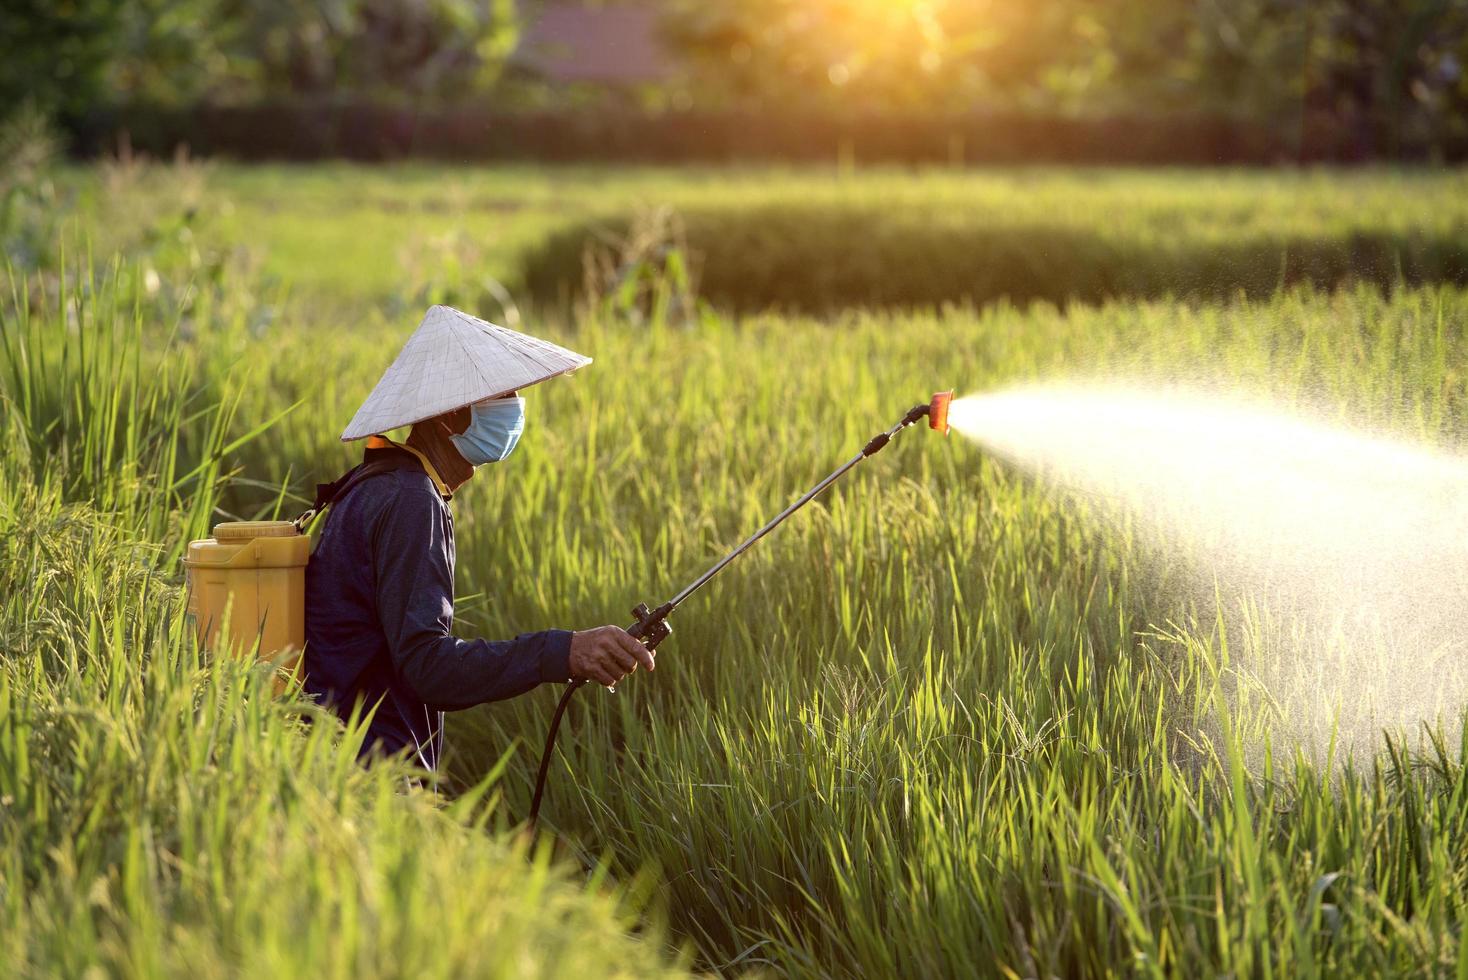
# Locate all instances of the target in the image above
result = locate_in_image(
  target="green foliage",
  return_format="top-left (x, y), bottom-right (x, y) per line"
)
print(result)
top-left (0, 0), bottom-right (130, 117)
top-left (0, 491), bottom-right (688, 978)
top-left (569, 207), bottom-right (706, 328)
top-left (14, 163), bottom-right (1468, 975)
top-left (0, 106), bottom-right (66, 270)
top-left (665, 0), bottom-right (1012, 107)
top-left (0, 0), bottom-right (248, 115)
top-left (7, 0), bottom-right (1465, 161)
top-left (1307, 0), bottom-right (1468, 155)
top-left (0, 0), bottom-right (518, 121)
top-left (122, 164), bottom-right (1468, 314)
top-left (0, 261), bottom-right (687, 978)
top-left (441, 285), bottom-right (1468, 975)
top-left (207, 0), bottom-right (520, 103)
top-left (522, 195), bottom-right (1468, 314)
top-left (667, 0), bottom-right (1468, 154)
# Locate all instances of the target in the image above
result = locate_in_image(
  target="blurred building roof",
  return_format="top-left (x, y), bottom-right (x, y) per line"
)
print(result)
top-left (513, 3), bottom-right (679, 85)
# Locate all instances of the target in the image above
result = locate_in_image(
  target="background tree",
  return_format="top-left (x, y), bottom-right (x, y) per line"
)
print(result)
top-left (664, 0), bottom-right (1467, 155)
top-left (0, 0), bottom-right (136, 118)
top-left (1, 0), bottom-right (519, 122)
top-left (208, 0), bottom-right (519, 104)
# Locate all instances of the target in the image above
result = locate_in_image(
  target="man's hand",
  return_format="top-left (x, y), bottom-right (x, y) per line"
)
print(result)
top-left (569, 625), bottom-right (655, 688)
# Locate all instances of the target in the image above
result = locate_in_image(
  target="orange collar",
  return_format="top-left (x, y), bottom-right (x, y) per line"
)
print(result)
top-left (366, 435), bottom-right (451, 499)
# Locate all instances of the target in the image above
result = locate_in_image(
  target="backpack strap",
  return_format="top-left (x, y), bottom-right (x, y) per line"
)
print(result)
top-left (292, 460), bottom-right (401, 533)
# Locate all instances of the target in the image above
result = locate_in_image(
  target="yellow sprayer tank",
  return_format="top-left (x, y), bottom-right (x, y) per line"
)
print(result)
top-left (183, 521), bottom-right (309, 691)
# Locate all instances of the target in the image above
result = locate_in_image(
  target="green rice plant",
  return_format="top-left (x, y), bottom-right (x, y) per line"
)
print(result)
top-left (430, 285), bottom-right (1468, 975)
top-left (0, 255), bottom-right (290, 557)
top-left (0, 481), bottom-right (688, 979)
top-left (21, 165), bottom-right (1468, 976)
top-left (0, 260), bottom-right (688, 978)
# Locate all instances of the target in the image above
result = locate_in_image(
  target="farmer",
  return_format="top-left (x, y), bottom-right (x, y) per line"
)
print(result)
top-left (304, 305), bottom-right (653, 770)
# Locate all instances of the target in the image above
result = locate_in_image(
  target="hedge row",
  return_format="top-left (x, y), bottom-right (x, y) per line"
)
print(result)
top-left (519, 206), bottom-right (1468, 314)
top-left (70, 103), bottom-right (1463, 164)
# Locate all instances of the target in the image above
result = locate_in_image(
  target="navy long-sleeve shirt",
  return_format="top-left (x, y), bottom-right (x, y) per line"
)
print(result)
top-left (304, 445), bottom-right (572, 769)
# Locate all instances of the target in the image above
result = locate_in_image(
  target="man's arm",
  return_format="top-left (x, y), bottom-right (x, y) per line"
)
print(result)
top-left (371, 485), bottom-right (573, 711)
top-left (371, 485), bottom-right (653, 710)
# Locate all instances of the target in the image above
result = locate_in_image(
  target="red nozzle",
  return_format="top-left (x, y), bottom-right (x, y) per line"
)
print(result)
top-left (928, 390), bottom-right (953, 435)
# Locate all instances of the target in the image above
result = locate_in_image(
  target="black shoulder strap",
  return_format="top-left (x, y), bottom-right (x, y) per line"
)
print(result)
top-left (292, 460), bottom-right (401, 532)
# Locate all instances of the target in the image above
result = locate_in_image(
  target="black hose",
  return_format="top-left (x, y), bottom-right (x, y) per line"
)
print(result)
top-left (525, 402), bottom-right (934, 829)
top-left (528, 678), bottom-right (586, 827)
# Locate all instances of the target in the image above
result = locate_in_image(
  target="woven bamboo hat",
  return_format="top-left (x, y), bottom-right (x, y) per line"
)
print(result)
top-left (341, 305), bottom-right (592, 442)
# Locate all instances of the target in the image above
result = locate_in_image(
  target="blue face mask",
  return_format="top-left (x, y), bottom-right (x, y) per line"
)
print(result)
top-left (450, 396), bottom-right (526, 465)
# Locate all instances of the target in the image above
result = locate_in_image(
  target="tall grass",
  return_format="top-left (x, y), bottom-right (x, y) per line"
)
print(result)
top-left (18, 164), bottom-right (1468, 975)
top-left (0, 256), bottom-right (286, 556)
top-left (0, 263), bottom-right (687, 978)
top-left (201, 271), bottom-right (1468, 974)
top-left (424, 286), bottom-right (1468, 974)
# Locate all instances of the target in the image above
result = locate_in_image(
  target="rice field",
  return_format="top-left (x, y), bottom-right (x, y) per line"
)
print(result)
top-left (7, 162), bottom-right (1468, 976)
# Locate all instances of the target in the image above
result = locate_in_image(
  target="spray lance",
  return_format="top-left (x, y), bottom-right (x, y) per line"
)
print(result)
top-left (528, 390), bottom-right (955, 825)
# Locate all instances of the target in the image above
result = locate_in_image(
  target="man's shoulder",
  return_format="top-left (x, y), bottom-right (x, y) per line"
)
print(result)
top-left (373, 466), bottom-right (447, 509)
top-left (339, 462), bottom-right (445, 519)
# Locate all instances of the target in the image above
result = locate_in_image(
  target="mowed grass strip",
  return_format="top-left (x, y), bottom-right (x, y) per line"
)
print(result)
top-left (61, 164), bottom-right (1468, 313)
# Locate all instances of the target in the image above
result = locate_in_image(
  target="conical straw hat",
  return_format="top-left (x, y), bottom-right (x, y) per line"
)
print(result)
top-left (341, 305), bottom-right (592, 442)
